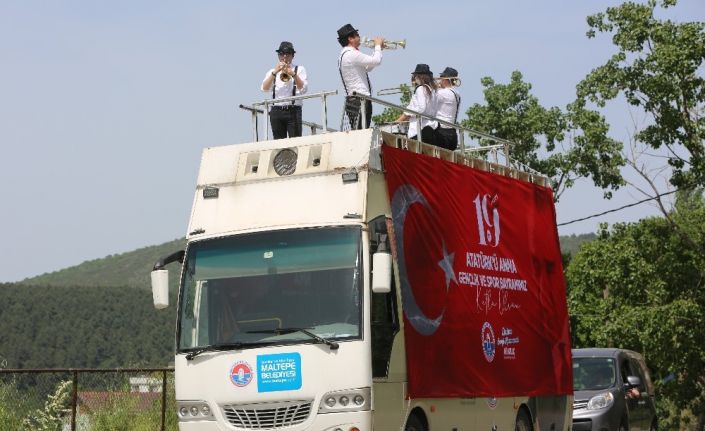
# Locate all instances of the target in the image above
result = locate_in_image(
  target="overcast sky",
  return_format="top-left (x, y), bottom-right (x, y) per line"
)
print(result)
top-left (1, 0), bottom-right (703, 282)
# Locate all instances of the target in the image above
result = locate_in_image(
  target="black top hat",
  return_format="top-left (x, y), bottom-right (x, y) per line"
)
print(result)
top-left (411, 64), bottom-right (432, 75)
top-left (276, 41), bottom-right (296, 54)
top-left (337, 23), bottom-right (358, 39)
top-left (440, 67), bottom-right (458, 78)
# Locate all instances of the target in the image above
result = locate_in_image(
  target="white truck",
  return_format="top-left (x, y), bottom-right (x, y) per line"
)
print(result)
top-left (152, 121), bottom-right (573, 431)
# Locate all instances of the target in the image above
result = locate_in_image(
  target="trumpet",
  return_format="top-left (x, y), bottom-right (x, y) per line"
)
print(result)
top-left (278, 60), bottom-right (293, 82)
top-left (377, 86), bottom-right (405, 96)
top-left (362, 37), bottom-right (406, 50)
top-left (435, 76), bottom-right (462, 87)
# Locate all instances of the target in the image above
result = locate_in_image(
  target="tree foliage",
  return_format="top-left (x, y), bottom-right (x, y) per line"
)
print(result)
top-left (463, 71), bottom-right (625, 201)
top-left (566, 189), bottom-right (705, 429)
top-left (577, 0), bottom-right (705, 188)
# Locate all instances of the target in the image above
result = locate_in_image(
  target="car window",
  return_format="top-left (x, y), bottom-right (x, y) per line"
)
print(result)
top-left (573, 357), bottom-right (616, 391)
top-left (629, 357), bottom-right (653, 394)
top-left (620, 359), bottom-right (633, 384)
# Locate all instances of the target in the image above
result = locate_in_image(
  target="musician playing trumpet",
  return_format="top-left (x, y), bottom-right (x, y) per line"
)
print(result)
top-left (434, 67), bottom-right (461, 150)
top-left (261, 41), bottom-right (308, 139)
top-left (337, 23), bottom-right (383, 130)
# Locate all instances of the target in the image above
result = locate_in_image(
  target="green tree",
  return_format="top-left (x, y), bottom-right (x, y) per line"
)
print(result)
top-left (566, 190), bottom-right (705, 430)
top-left (462, 71), bottom-right (625, 201)
top-left (577, 0), bottom-right (705, 189)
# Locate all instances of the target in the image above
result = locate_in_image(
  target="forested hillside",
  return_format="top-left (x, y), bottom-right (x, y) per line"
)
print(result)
top-left (20, 238), bottom-right (185, 290)
top-left (0, 283), bottom-right (178, 369)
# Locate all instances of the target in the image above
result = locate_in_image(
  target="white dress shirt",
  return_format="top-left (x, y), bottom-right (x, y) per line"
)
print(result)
top-left (338, 46), bottom-right (382, 96)
top-left (405, 85), bottom-right (438, 138)
top-left (436, 87), bottom-right (460, 127)
top-left (261, 64), bottom-right (308, 106)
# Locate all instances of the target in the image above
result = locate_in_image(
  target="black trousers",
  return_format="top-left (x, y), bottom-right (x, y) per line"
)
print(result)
top-left (345, 97), bottom-right (372, 130)
top-left (270, 105), bottom-right (302, 139)
top-left (410, 126), bottom-right (437, 146)
top-left (434, 127), bottom-right (458, 151)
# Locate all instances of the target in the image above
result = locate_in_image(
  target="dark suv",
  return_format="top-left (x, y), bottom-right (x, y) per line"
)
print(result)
top-left (572, 348), bottom-right (657, 431)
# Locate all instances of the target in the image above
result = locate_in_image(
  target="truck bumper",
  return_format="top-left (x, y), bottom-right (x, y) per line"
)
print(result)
top-left (178, 410), bottom-right (372, 431)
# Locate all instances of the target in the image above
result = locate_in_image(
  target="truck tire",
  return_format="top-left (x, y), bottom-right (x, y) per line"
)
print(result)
top-left (405, 414), bottom-right (426, 431)
top-left (515, 408), bottom-right (532, 431)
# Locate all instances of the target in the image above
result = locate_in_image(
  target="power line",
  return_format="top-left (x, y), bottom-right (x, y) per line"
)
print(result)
top-left (557, 189), bottom-right (678, 226)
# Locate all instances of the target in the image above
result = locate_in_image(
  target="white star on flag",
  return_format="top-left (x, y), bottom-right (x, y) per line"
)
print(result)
top-left (437, 241), bottom-right (457, 292)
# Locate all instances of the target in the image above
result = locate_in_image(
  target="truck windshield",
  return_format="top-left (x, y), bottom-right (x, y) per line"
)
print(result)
top-left (573, 357), bottom-right (616, 391)
top-left (177, 226), bottom-right (362, 351)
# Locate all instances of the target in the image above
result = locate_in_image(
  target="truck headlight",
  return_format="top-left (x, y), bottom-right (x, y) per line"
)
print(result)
top-left (587, 392), bottom-right (614, 410)
top-left (319, 387), bottom-right (371, 413)
top-left (177, 401), bottom-right (215, 421)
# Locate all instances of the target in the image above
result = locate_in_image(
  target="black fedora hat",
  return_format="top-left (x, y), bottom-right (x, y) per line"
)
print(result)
top-left (440, 67), bottom-right (458, 78)
top-left (411, 64), bottom-right (432, 75)
top-left (337, 23), bottom-right (358, 39)
top-left (276, 41), bottom-right (296, 54)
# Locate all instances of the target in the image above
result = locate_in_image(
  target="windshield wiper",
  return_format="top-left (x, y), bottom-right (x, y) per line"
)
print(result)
top-left (183, 342), bottom-right (258, 360)
top-left (248, 327), bottom-right (340, 350)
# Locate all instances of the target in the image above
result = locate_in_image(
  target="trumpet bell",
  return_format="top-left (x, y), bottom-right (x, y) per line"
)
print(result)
top-left (280, 72), bottom-right (291, 82)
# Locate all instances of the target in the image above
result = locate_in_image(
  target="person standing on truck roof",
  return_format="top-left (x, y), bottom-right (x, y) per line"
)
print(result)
top-left (261, 41), bottom-right (308, 139)
top-left (434, 67), bottom-right (461, 151)
top-left (337, 23), bottom-right (383, 130)
top-left (395, 64), bottom-right (438, 145)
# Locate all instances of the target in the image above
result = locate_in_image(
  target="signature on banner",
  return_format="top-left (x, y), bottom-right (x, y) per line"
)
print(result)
top-left (475, 285), bottom-right (521, 316)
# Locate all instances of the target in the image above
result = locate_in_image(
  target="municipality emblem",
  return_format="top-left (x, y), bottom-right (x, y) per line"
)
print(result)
top-left (481, 322), bottom-right (496, 363)
top-left (230, 361), bottom-right (253, 387)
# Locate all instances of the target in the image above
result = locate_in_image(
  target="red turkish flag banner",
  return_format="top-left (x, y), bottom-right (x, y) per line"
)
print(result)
top-left (382, 145), bottom-right (572, 398)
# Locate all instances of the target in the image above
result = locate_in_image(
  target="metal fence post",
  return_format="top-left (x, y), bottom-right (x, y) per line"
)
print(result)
top-left (360, 96), bottom-right (367, 129)
top-left (71, 370), bottom-right (78, 431)
top-left (161, 369), bottom-right (168, 431)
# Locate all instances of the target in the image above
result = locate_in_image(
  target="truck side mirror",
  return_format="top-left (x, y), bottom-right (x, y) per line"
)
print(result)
top-left (150, 249), bottom-right (185, 310)
top-left (372, 251), bottom-right (392, 293)
top-left (151, 269), bottom-right (169, 309)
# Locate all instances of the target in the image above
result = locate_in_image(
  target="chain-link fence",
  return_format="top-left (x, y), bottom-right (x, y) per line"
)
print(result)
top-left (0, 368), bottom-right (176, 431)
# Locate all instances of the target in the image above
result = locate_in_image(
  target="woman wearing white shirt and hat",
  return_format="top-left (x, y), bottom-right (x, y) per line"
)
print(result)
top-left (395, 64), bottom-right (438, 145)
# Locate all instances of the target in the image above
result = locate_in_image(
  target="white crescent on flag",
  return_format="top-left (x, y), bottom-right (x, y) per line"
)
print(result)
top-left (391, 184), bottom-right (456, 336)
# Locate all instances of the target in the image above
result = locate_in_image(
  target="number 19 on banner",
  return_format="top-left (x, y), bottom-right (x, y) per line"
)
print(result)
top-left (473, 194), bottom-right (500, 247)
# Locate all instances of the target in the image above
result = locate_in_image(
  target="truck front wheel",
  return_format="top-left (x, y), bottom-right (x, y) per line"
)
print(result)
top-left (515, 408), bottom-right (533, 431)
top-left (405, 413), bottom-right (426, 431)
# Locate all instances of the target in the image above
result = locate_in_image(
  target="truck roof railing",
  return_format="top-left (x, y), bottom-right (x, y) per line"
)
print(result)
top-left (239, 103), bottom-right (337, 142)
top-left (246, 90), bottom-right (338, 141)
top-left (242, 90), bottom-right (547, 176)
top-left (350, 92), bottom-right (516, 161)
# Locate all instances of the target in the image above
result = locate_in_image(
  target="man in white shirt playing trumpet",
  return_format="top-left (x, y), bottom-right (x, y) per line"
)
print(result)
top-left (337, 23), bottom-right (383, 130)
